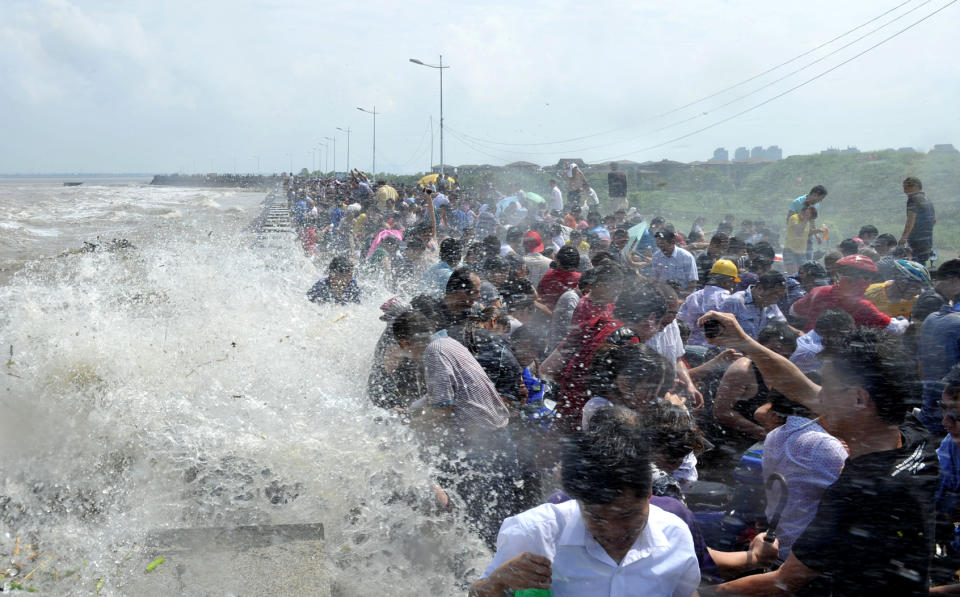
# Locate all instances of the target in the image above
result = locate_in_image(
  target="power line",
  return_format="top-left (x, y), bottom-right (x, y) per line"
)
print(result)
top-left (594, 0), bottom-right (958, 163)
top-left (446, 127), bottom-right (523, 164)
top-left (451, 0), bottom-right (921, 148)
top-left (398, 119), bottom-right (433, 169)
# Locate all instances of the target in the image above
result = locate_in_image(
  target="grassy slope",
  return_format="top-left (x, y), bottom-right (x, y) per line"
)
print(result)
top-left (607, 151), bottom-right (959, 256)
top-left (378, 151), bottom-right (960, 256)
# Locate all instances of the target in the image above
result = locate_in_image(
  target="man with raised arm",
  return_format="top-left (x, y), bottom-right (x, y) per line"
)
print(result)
top-left (697, 310), bottom-right (937, 597)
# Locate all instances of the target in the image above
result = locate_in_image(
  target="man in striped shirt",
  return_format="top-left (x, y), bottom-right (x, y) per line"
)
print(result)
top-left (392, 311), bottom-right (518, 547)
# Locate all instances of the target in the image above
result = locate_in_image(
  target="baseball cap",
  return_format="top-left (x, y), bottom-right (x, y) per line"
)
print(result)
top-left (932, 258), bottom-right (960, 280)
top-left (654, 224), bottom-right (677, 241)
top-left (799, 261), bottom-right (831, 286)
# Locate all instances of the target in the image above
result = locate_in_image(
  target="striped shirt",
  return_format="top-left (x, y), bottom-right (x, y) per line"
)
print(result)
top-left (422, 337), bottom-right (510, 433)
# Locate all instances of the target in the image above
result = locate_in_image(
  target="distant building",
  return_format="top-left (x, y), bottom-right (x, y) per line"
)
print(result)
top-left (712, 147), bottom-right (729, 162)
top-left (733, 147), bottom-right (750, 162)
top-left (897, 147), bottom-right (917, 154)
top-left (821, 146), bottom-right (860, 155)
top-left (931, 144), bottom-right (959, 154)
top-left (750, 146), bottom-right (765, 159)
top-left (766, 145), bottom-right (783, 160)
top-left (505, 161), bottom-right (540, 171)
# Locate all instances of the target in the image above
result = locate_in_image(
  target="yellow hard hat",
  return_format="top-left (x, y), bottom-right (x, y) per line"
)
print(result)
top-left (710, 259), bottom-right (741, 282)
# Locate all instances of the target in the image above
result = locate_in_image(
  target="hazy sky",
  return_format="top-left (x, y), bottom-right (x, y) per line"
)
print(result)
top-left (3, 0), bottom-right (959, 174)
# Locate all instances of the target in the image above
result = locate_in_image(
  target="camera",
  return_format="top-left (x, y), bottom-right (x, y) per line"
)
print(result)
top-left (703, 319), bottom-right (723, 339)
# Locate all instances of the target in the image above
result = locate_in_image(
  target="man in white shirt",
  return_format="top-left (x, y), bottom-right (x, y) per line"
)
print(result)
top-left (470, 411), bottom-right (700, 597)
top-left (651, 226), bottom-right (699, 295)
top-left (550, 179), bottom-right (564, 213)
top-left (584, 184), bottom-right (600, 209)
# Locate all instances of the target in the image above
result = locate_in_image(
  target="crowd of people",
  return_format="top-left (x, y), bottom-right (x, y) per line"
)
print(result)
top-left (288, 167), bottom-right (959, 596)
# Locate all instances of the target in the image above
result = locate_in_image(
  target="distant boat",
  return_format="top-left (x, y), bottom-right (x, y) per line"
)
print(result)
top-left (63, 182), bottom-right (83, 187)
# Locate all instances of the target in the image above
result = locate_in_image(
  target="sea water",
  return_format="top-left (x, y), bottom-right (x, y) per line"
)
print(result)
top-left (0, 179), bottom-right (488, 594)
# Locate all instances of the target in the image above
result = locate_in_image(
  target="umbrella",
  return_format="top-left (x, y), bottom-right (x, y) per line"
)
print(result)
top-left (417, 173), bottom-right (456, 187)
top-left (523, 191), bottom-right (546, 204)
top-left (496, 195), bottom-right (520, 215)
top-left (624, 221), bottom-right (649, 256)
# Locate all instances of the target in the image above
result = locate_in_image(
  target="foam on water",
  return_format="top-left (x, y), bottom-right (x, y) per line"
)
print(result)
top-left (0, 190), bottom-right (488, 594)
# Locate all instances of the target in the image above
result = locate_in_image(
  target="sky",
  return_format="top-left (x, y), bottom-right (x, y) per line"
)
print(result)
top-left (2, 0), bottom-right (959, 175)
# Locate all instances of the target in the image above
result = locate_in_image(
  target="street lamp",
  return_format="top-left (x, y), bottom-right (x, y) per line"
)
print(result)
top-left (356, 106), bottom-right (379, 183)
top-left (409, 55), bottom-right (450, 178)
top-left (336, 127), bottom-right (351, 174)
top-left (324, 136), bottom-right (335, 174)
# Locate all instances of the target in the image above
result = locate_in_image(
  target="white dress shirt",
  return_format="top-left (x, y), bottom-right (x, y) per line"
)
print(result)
top-left (646, 320), bottom-right (685, 361)
top-left (677, 284), bottom-right (731, 346)
top-left (482, 499), bottom-right (699, 597)
top-left (551, 186), bottom-right (564, 212)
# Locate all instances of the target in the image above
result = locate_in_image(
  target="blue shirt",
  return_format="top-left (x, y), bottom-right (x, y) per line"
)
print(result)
top-left (330, 207), bottom-right (344, 228)
top-left (918, 304), bottom-right (960, 434)
top-left (718, 286), bottom-right (787, 339)
top-left (779, 275), bottom-right (807, 314)
top-left (937, 435), bottom-right (960, 515)
top-left (651, 246), bottom-right (699, 287)
top-left (293, 199), bottom-right (308, 224)
top-left (306, 278), bottom-right (361, 305)
top-left (790, 194), bottom-right (821, 215)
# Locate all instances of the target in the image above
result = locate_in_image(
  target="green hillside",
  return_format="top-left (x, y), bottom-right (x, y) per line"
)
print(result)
top-left (601, 150), bottom-right (960, 256)
top-left (372, 149), bottom-right (959, 256)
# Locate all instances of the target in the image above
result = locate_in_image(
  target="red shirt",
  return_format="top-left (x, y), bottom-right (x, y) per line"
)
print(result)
top-left (538, 269), bottom-right (582, 309)
top-left (572, 296), bottom-right (615, 327)
top-left (791, 285), bottom-right (891, 331)
top-left (555, 316), bottom-right (633, 431)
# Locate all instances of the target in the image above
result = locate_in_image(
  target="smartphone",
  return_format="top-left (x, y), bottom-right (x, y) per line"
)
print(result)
top-left (703, 319), bottom-right (723, 339)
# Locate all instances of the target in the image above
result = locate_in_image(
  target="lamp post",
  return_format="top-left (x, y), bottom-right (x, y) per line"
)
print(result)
top-left (409, 55), bottom-right (449, 178)
top-left (324, 136), bottom-right (335, 175)
top-left (286, 153), bottom-right (293, 174)
top-left (336, 126), bottom-right (351, 174)
top-left (356, 106), bottom-right (379, 183)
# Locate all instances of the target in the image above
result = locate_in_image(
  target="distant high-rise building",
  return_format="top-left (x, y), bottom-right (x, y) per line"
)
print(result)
top-left (750, 146), bottom-right (765, 159)
top-left (712, 147), bottom-right (729, 162)
top-left (734, 147), bottom-right (750, 162)
top-left (766, 145), bottom-right (783, 160)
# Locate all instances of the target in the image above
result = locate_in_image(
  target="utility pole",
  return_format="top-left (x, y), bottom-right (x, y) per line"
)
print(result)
top-left (409, 55), bottom-right (450, 177)
top-left (357, 106), bottom-right (379, 183)
top-left (324, 136), bottom-right (335, 175)
top-left (337, 127), bottom-right (351, 174)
